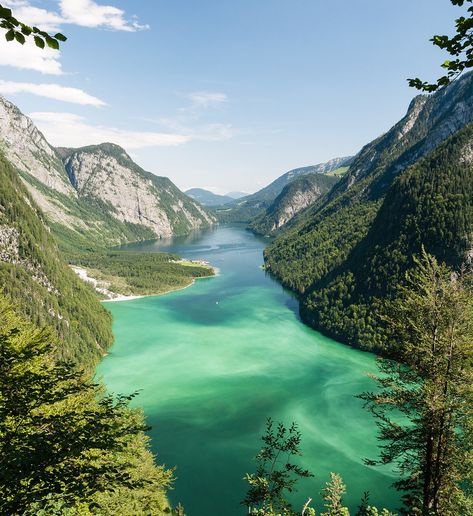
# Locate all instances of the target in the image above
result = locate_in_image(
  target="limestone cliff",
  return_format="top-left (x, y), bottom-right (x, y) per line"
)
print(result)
top-left (249, 173), bottom-right (339, 235)
top-left (0, 98), bottom-right (215, 250)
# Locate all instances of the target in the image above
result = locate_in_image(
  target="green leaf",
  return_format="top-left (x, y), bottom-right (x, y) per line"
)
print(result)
top-left (21, 24), bottom-right (32, 36)
top-left (45, 35), bottom-right (59, 50)
top-left (54, 32), bottom-right (67, 42)
top-left (0, 7), bottom-right (13, 18)
top-left (4, 28), bottom-right (14, 41)
top-left (14, 32), bottom-right (25, 44)
top-left (34, 35), bottom-right (45, 49)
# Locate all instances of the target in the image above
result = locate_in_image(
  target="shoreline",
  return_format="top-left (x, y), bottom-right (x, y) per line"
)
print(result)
top-left (70, 264), bottom-right (218, 304)
top-left (101, 273), bottom-right (217, 303)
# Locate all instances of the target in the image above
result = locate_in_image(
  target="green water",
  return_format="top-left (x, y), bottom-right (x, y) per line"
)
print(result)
top-left (97, 225), bottom-right (400, 515)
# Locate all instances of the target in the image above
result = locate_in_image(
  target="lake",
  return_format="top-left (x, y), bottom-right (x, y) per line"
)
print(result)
top-left (97, 225), bottom-right (399, 515)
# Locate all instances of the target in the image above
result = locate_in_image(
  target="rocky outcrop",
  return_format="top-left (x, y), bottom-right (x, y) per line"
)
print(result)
top-left (0, 96), bottom-right (74, 196)
top-left (249, 173), bottom-right (339, 235)
top-left (61, 143), bottom-right (215, 238)
top-left (269, 188), bottom-right (324, 231)
top-left (215, 156), bottom-right (353, 223)
top-left (0, 99), bottom-right (215, 248)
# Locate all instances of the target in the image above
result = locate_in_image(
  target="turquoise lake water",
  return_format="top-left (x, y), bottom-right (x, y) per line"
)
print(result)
top-left (97, 225), bottom-right (400, 515)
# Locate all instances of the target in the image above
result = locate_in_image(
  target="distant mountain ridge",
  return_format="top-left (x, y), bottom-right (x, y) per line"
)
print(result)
top-left (225, 191), bottom-right (248, 199)
top-left (214, 156), bottom-right (354, 223)
top-left (185, 188), bottom-right (234, 206)
top-left (248, 156), bottom-right (353, 204)
top-left (0, 97), bottom-right (216, 252)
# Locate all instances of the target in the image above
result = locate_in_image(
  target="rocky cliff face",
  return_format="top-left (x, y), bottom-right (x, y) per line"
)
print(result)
top-left (0, 98), bottom-right (215, 250)
top-left (0, 96), bottom-right (76, 202)
top-left (61, 143), bottom-right (215, 238)
top-left (330, 73), bottom-right (473, 202)
top-left (249, 173), bottom-right (339, 235)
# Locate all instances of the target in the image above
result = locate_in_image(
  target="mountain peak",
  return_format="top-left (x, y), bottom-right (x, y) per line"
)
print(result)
top-left (58, 142), bottom-right (132, 162)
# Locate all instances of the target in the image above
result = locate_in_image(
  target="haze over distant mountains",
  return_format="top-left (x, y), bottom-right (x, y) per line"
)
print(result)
top-left (225, 191), bottom-right (249, 199)
top-left (185, 188), bottom-right (235, 206)
top-left (185, 188), bottom-right (251, 206)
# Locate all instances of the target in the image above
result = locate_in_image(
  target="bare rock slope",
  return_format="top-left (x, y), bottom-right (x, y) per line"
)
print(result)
top-left (0, 97), bottom-right (215, 250)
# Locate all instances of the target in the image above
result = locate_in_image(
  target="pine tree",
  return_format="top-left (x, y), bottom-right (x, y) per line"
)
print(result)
top-left (360, 251), bottom-right (473, 515)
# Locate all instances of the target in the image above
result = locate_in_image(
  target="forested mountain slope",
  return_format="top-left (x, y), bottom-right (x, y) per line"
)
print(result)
top-left (0, 97), bottom-right (215, 252)
top-left (264, 72), bottom-right (473, 295)
top-left (249, 173), bottom-right (339, 235)
top-left (0, 152), bottom-right (113, 368)
top-left (303, 122), bottom-right (473, 351)
top-left (214, 156), bottom-right (353, 223)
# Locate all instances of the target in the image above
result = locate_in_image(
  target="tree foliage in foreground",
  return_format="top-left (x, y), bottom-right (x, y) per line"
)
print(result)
top-left (243, 420), bottom-right (394, 515)
top-left (0, 296), bottom-right (173, 515)
top-left (360, 252), bottom-right (473, 515)
top-left (242, 418), bottom-right (314, 514)
top-left (0, 3), bottom-right (66, 49)
top-left (409, 0), bottom-right (473, 92)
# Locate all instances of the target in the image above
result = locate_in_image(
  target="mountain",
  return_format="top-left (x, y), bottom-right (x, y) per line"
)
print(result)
top-left (247, 157), bottom-right (353, 203)
top-left (0, 150), bottom-right (113, 369)
top-left (249, 173), bottom-right (340, 235)
top-left (0, 97), bottom-right (215, 252)
top-left (225, 191), bottom-right (249, 199)
top-left (214, 156), bottom-right (353, 223)
top-left (264, 72), bottom-right (473, 351)
top-left (303, 122), bottom-right (473, 352)
top-left (185, 187), bottom-right (234, 206)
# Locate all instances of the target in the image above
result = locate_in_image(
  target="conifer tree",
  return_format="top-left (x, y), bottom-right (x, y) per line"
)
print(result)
top-left (360, 251), bottom-right (473, 515)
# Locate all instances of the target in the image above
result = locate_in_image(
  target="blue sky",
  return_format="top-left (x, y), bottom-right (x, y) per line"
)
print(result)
top-left (0, 0), bottom-right (463, 193)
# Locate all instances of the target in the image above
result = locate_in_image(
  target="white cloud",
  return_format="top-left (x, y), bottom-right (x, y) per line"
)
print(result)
top-left (3, 0), bottom-right (148, 32)
top-left (0, 37), bottom-right (63, 74)
top-left (30, 112), bottom-right (190, 149)
top-left (3, 1), bottom-right (63, 32)
top-left (0, 80), bottom-right (106, 106)
top-left (193, 122), bottom-right (236, 141)
top-left (0, 0), bottom-right (147, 74)
top-left (189, 91), bottom-right (229, 108)
top-left (150, 91), bottom-right (235, 141)
top-left (59, 0), bottom-right (149, 31)
top-left (151, 116), bottom-right (237, 142)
